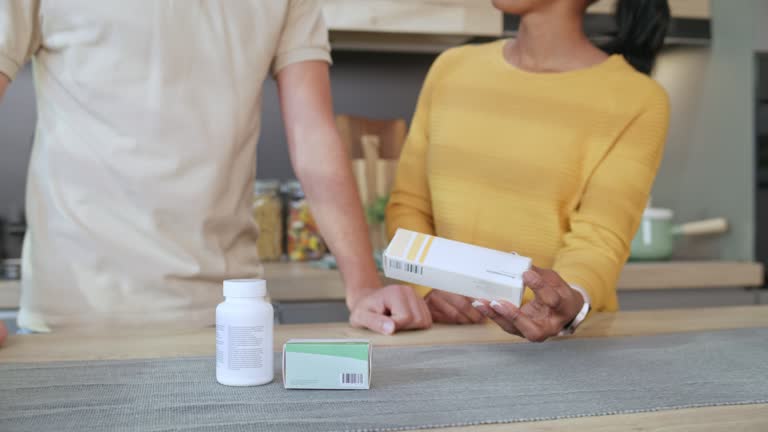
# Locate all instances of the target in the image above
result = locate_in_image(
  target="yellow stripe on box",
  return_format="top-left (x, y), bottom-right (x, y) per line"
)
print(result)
top-left (418, 236), bottom-right (434, 263)
top-left (407, 233), bottom-right (427, 261)
top-left (388, 230), bottom-right (412, 259)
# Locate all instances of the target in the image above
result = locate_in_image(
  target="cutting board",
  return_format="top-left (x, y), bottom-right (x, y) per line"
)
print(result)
top-left (351, 159), bottom-right (398, 207)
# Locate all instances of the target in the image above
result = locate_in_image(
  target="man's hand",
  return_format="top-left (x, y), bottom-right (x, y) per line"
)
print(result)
top-left (473, 266), bottom-right (584, 342)
top-left (0, 321), bottom-right (8, 346)
top-left (349, 285), bottom-right (432, 335)
top-left (425, 290), bottom-right (485, 325)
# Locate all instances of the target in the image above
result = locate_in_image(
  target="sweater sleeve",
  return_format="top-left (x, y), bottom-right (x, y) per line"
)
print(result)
top-left (552, 87), bottom-right (670, 311)
top-left (385, 51), bottom-right (451, 297)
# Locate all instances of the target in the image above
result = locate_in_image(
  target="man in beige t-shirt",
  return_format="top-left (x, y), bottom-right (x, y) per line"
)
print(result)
top-left (0, 0), bottom-right (431, 341)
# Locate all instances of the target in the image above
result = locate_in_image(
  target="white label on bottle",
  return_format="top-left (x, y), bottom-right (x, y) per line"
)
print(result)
top-left (216, 324), bottom-right (225, 366)
top-left (225, 325), bottom-right (265, 370)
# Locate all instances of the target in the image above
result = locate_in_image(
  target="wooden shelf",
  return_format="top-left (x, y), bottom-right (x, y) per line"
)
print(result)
top-left (321, 0), bottom-right (502, 37)
top-left (264, 261), bottom-right (765, 301)
top-left (263, 262), bottom-right (346, 302)
top-left (1, 261), bottom-right (763, 310)
top-left (617, 261), bottom-right (764, 291)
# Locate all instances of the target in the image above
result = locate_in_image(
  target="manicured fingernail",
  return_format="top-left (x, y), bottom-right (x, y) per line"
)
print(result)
top-left (471, 300), bottom-right (484, 308)
top-left (490, 300), bottom-right (505, 311)
top-left (383, 321), bottom-right (395, 334)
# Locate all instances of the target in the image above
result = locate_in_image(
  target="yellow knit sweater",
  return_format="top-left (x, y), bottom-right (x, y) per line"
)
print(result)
top-left (386, 40), bottom-right (670, 311)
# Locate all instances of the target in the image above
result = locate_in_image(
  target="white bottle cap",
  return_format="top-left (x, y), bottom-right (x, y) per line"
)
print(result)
top-left (223, 279), bottom-right (267, 298)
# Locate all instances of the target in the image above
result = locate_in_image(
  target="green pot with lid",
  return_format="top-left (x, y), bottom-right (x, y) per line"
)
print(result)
top-left (630, 207), bottom-right (728, 261)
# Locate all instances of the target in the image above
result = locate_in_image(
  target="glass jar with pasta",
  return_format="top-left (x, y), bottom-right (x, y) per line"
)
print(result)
top-left (282, 181), bottom-right (326, 261)
top-left (253, 180), bottom-right (283, 261)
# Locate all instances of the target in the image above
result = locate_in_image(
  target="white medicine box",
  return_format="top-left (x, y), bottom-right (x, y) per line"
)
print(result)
top-left (383, 229), bottom-right (532, 305)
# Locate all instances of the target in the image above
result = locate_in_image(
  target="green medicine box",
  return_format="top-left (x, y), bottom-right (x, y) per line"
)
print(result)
top-left (282, 339), bottom-right (372, 390)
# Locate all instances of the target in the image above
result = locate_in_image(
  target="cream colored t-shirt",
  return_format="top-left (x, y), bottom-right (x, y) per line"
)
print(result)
top-left (0, 0), bottom-right (331, 331)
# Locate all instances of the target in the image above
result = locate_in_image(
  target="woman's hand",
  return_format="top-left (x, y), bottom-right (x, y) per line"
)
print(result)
top-left (472, 266), bottom-right (584, 342)
top-left (426, 290), bottom-right (486, 325)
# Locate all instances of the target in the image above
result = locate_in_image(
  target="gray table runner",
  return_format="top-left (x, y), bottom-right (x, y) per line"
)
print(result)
top-left (1, 328), bottom-right (767, 432)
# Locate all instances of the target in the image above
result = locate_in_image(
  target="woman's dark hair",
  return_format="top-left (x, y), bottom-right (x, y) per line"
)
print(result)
top-left (602, 0), bottom-right (671, 75)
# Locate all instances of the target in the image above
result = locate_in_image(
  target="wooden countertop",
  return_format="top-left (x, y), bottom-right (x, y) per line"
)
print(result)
top-left (3, 305), bottom-right (768, 363)
top-left (2, 260), bottom-right (762, 308)
top-left (2, 305), bottom-right (768, 431)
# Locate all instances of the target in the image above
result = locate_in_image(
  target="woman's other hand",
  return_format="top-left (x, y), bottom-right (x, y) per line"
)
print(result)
top-left (473, 266), bottom-right (585, 341)
top-left (426, 290), bottom-right (486, 324)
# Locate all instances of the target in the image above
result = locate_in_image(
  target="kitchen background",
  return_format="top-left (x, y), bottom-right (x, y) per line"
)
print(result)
top-left (0, 1), bottom-right (766, 288)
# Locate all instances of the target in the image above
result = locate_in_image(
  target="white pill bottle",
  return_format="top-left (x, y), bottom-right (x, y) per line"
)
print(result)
top-left (216, 279), bottom-right (274, 386)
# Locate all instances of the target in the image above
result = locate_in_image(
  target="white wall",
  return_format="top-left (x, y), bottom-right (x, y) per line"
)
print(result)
top-left (754, 0), bottom-right (768, 52)
top-left (645, 1), bottom-right (760, 262)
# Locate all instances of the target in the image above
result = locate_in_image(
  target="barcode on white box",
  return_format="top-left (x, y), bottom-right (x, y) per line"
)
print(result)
top-left (387, 259), bottom-right (423, 275)
top-left (341, 373), bottom-right (364, 385)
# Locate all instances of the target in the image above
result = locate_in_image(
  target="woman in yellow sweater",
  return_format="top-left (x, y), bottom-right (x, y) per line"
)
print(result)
top-left (386, 0), bottom-right (671, 341)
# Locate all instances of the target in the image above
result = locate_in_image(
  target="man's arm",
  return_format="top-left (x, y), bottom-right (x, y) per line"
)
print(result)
top-left (277, 60), bottom-right (431, 334)
top-left (277, 60), bottom-right (378, 304)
